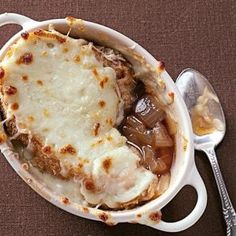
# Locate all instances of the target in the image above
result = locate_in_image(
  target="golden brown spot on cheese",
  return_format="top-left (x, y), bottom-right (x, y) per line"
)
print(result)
top-left (47, 42), bottom-right (54, 48)
top-left (149, 212), bottom-right (161, 222)
top-left (21, 163), bottom-right (29, 170)
top-left (27, 115), bottom-right (34, 122)
top-left (98, 139), bottom-right (103, 144)
top-left (5, 48), bottom-right (13, 58)
top-left (33, 154), bottom-right (61, 176)
top-left (99, 77), bottom-right (109, 88)
top-left (16, 52), bottom-right (33, 65)
top-left (98, 213), bottom-right (108, 222)
top-left (78, 163), bottom-right (83, 169)
top-left (0, 67), bottom-right (5, 79)
top-left (92, 68), bottom-right (99, 79)
top-left (4, 86), bottom-right (17, 95)
top-left (42, 128), bottom-right (49, 132)
top-left (34, 30), bottom-right (66, 43)
top-left (98, 100), bottom-right (106, 108)
top-left (74, 163), bottom-right (85, 176)
top-left (21, 32), bottom-right (29, 40)
top-left (21, 75), bottom-right (28, 81)
top-left (31, 136), bottom-right (43, 148)
top-left (60, 144), bottom-right (76, 155)
top-left (93, 123), bottom-right (100, 136)
top-left (74, 55), bottom-right (80, 63)
top-left (37, 80), bottom-right (43, 86)
top-left (106, 136), bottom-right (113, 141)
top-left (91, 139), bottom-right (104, 147)
top-left (0, 132), bottom-right (7, 144)
top-left (137, 214), bottom-right (142, 218)
top-left (106, 118), bottom-right (113, 126)
top-left (63, 47), bottom-right (69, 53)
top-left (41, 51), bottom-right (48, 56)
top-left (43, 109), bottom-right (50, 117)
top-left (62, 197), bottom-right (70, 205)
top-left (84, 178), bottom-right (96, 191)
top-left (82, 159), bottom-right (89, 164)
top-left (82, 207), bottom-right (89, 213)
top-left (42, 145), bottom-right (52, 155)
top-left (11, 103), bottom-right (19, 110)
top-left (102, 158), bottom-right (112, 174)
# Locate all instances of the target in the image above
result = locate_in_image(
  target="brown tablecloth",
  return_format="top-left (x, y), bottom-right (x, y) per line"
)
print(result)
top-left (0, 0), bottom-right (235, 235)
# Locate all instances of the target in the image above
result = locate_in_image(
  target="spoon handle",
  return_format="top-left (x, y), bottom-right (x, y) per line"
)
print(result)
top-left (204, 148), bottom-right (236, 236)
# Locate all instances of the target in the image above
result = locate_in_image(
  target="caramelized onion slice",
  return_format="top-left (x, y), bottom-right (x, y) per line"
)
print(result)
top-left (122, 126), bottom-right (152, 147)
top-left (135, 95), bottom-right (165, 128)
top-left (156, 147), bottom-right (173, 171)
top-left (122, 117), bottom-right (173, 149)
top-left (152, 122), bottom-right (173, 148)
top-left (141, 146), bottom-right (159, 172)
top-left (125, 115), bottom-right (146, 132)
top-left (122, 115), bottom-right (152, 147)
top-left (141, 146), bottom-right (169, 175)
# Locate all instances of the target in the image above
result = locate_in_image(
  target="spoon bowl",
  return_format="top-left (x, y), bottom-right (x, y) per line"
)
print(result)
top-left (176, 68), bottom-right (236, 236)
top-left (176, 68), bottom-right (226, 150)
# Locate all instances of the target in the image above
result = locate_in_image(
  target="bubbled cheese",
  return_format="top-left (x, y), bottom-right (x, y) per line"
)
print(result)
top-left (0, 29), bottom-right (157, 208)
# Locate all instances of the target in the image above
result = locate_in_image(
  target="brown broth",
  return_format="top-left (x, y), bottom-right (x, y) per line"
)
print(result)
top-left (119, 88), bottom-right (174, 176)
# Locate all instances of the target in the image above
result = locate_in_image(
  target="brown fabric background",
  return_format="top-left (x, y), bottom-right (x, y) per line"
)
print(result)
top-left (0, 0), bottom-right (235, 235)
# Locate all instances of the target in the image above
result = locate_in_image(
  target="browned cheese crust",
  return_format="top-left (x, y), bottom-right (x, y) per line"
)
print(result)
top-left (0, 44), bottom-right (137, 179)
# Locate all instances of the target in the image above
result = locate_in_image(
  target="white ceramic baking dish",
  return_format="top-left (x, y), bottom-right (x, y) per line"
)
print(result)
top-left (0, 13), bottom-right (207, 232)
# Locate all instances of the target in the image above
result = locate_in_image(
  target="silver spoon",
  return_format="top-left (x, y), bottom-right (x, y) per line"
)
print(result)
top-left (176, 68), bottom-right (236, 236)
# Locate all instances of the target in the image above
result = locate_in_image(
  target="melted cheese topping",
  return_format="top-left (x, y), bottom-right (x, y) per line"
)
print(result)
top-left (0, 30), bottom-right (157, 208)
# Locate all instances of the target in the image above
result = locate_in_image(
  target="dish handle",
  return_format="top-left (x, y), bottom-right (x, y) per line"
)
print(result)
top-left (0, 13), bottom-right (38, 30)
top-left (154, 166), bottom-right (207, 232)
